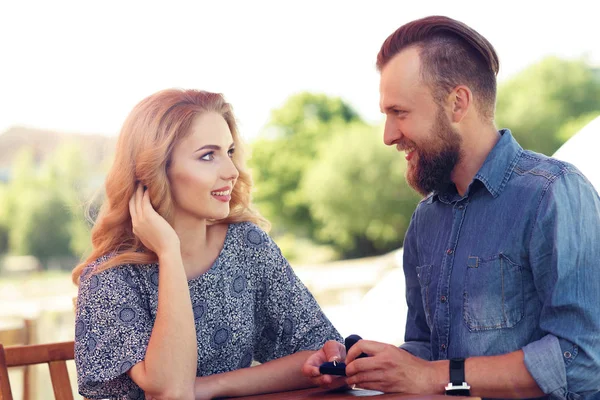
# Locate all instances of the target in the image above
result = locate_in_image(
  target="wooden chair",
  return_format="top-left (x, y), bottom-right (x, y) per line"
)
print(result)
top-left (0, 341), bottom-right (75, 400)
top-left (0, 318), bottom-right (35, 400)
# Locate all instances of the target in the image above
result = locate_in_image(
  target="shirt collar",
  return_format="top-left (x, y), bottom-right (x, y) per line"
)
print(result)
top-left (427, 129), bottom-right (522, 203)
top-left (474, 129), bottom-right (522, 198)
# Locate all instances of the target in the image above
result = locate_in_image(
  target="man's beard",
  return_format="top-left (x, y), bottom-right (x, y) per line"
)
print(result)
top-left (406, 110), bottom-right (462, 196)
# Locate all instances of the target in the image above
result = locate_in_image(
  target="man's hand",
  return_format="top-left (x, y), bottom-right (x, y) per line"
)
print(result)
top-left (345, 340), bottom-right (443, 394)
top-left (302, 340), bottom-right (348, 390)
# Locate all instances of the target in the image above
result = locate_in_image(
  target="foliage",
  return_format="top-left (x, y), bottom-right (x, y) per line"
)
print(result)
top-left (0, 143), bottom-right (94, 266)
top-left (1, 57), bottom-right (598, 263)
top-left (251, 93), bottom-right (420, 258)
top-left (250, 93), bottom-right (361, 236)
top-left (302, 123), bottom-right (421, 257)
top-left (496, 57), bottom-right (600, 155)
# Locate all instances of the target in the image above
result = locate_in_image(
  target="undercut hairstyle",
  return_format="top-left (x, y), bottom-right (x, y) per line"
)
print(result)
top-left (377, 16), bottom-right (500, 121)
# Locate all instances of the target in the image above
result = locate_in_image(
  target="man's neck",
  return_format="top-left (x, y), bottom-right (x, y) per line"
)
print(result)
top-left (452, 126), bottom-right (500, 196)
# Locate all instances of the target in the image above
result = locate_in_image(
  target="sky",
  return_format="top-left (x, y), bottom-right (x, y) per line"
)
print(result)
top-left (1, 0), bottom-right (598, 142)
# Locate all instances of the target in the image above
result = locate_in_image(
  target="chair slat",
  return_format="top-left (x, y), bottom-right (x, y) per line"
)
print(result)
top-left (48, 361), bottom-right (74, 400)
top-left (4, 342), bottom-right (74, 367)
top-left (0, 345), bottom-right (15, 400)
top-left (0, 341), bottom-right (75, 400)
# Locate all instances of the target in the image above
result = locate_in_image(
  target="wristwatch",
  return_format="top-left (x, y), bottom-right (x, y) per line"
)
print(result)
top-left (445, 358), bottom-right (471, 396)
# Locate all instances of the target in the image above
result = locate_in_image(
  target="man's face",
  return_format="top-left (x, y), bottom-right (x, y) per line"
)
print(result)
top-left (379, 46), bottom-right (462, 196)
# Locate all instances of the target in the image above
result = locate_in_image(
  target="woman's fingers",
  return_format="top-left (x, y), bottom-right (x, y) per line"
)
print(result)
top-left (141, 185), bottom-right (153, 215)
top-left (129, 190), bottom-right (137, 220)
top-left (136, 184), bottom-right (144, 219)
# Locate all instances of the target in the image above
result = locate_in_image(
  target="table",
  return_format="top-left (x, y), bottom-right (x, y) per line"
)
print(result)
top-left (229, 387), bottom-right (480, 399)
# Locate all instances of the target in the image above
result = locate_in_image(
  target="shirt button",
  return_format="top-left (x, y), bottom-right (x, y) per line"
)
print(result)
top-left (441, 344), bottom-right (447, 350)
top-left (440, 296), bottom-right (447, 303)
top-left (446, 249), bottom-right (454, 255)
top-left (564, 351), bottom-right (572, 359)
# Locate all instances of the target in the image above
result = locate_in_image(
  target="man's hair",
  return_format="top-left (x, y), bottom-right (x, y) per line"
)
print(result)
top-left (377, 16), bottom-right (500, 120)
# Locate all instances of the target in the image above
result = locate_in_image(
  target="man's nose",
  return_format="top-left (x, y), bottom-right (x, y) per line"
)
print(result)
top-left (383, 118), bottom-right (401, 146)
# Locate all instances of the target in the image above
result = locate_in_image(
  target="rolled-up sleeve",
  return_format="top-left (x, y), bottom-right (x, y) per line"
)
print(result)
top-left (526, 170), bottom-right (600, 398)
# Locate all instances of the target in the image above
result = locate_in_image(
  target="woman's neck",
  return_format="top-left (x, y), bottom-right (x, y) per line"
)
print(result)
top-left (171, 217), bottom-right (225, 279)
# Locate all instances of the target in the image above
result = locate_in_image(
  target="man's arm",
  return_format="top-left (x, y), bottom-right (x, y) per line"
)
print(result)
top-left (346, 170), bottom-right (600, 398)
top-left (521, 170), bottom-right (600, 397)
top-left (345, 340), bottom-right (543, 397)
top-left (400, 210), bottom-right (432, 360)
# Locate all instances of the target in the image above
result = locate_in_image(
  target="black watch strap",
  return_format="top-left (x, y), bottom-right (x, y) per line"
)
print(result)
top-left (450, 358), bottom-right (466, 384)
top-left (445, 358), bottom-right (470, 396)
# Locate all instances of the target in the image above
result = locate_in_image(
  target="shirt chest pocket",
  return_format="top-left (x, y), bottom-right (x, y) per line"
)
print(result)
top-left (463, 253), bottom-right (524, 331)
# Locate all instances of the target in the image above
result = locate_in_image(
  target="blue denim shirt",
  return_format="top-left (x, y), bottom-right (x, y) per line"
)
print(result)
top-left (401, 130), bottom-right (600, 399)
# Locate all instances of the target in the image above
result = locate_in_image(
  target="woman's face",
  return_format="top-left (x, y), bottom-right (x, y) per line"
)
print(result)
top-left (167, 111), bottom-right (239, 223)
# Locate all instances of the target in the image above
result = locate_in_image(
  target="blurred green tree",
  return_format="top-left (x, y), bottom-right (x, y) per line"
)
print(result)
top-left (10, 189), bottom-right (73, 263)
top-left (250, 93), bottom-right (361, 236)
top-left (0, 185), bottom-right (9, 255)
top-left (1, 143), bottom-right (93, 266)
top-left (302, 123), bottom-right (421, 257)
top-left (496, 57), bottom-right (600, 155)
top-left (250, 92), bottom-right (421, 258)
top-left (42, 142), bottom-right (94, 257)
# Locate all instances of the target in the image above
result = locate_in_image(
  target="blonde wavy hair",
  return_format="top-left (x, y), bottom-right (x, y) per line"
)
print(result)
top-left (72, 88), bottom-right (268, 285)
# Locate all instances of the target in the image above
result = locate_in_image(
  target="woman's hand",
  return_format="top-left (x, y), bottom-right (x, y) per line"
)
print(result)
top-left (302, 341), bottom-right (348, 390)
top-left (129, 184), bottom-right (180, 258)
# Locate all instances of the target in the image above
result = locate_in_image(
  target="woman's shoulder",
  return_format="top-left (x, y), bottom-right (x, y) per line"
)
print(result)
top-left (227, 221), bottom-right (273, 249)
top-left (79, 254), bottom-right (156, 288)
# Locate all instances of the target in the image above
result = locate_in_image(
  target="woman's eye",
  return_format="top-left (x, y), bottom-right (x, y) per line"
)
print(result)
top-left (228, 148), bottom-right (235, 158)
top-left (200, 152), bottom-right (214, 161)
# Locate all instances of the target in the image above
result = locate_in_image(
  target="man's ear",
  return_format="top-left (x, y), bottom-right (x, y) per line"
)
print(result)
top-left (447, 85), bottom-right (472, 123)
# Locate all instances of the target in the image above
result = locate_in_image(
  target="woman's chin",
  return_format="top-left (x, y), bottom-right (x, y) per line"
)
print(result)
top-left (211, 208), bottom-right (231, 221)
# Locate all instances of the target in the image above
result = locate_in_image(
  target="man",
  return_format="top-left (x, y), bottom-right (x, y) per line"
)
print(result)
top-left (302, 16), bottom-right (600, 399)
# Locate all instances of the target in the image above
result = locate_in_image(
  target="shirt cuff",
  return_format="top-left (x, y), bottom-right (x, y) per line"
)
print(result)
top-left (400, 341), bottom-right (432, 361)
top-left (523, 334), bottom-right (567, 395)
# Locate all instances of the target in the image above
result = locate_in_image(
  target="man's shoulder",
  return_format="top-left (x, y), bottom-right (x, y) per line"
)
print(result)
top-left (514, 149), bottom-right (581, 183)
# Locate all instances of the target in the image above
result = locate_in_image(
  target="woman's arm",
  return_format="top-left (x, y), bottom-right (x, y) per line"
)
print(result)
top-left (128, 251), bottom-right (197, 399)
top-left (196, 351), bottom-right (315, 399)
top-left (127, 185), bottom-right (197, 400)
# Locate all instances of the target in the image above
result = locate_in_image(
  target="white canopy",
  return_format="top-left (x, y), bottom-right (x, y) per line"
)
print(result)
top-left (553, 116), bottom-right (600, 191)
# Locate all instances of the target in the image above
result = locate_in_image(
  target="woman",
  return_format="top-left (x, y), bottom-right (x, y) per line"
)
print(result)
top-left (72, 88), bottom-right (342, 400)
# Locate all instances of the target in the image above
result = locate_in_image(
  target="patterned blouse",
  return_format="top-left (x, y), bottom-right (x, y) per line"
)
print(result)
top-left (74, 222), bottom-right (342, 399)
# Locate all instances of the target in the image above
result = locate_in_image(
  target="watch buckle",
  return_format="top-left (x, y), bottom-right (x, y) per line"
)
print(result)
top-left (445, 382), bottom-right (471, 391)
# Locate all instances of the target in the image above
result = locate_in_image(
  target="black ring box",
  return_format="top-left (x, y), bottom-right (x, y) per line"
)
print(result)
top-left (318, 334), bottom-right (368, 376)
